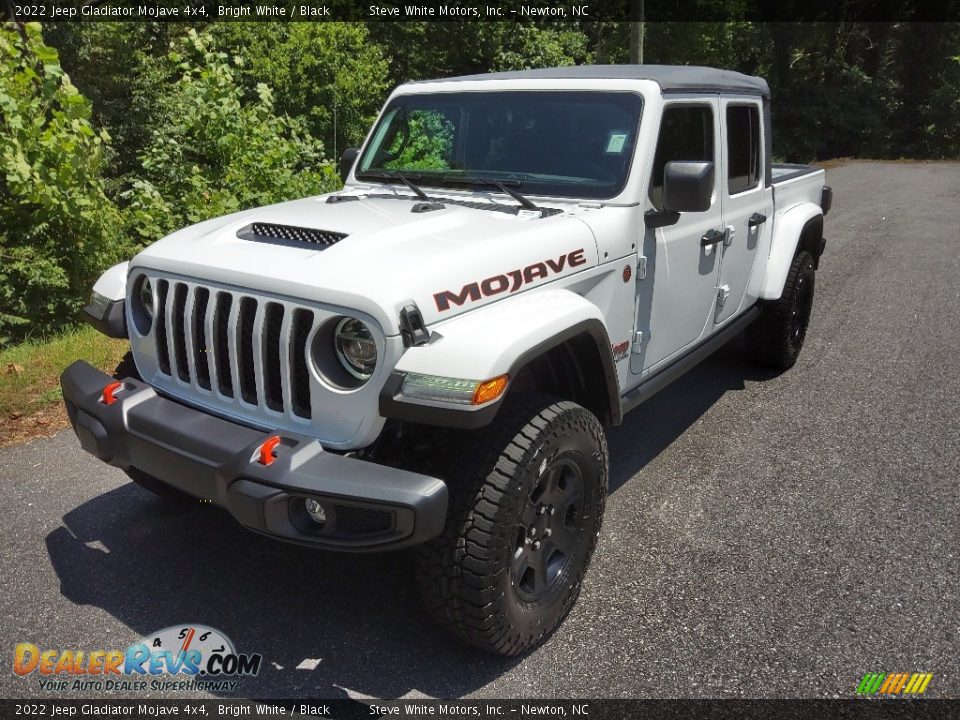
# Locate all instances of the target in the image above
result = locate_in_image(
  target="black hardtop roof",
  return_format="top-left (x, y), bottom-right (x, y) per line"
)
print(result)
top-left (416, 64), bottom-right (770, 97)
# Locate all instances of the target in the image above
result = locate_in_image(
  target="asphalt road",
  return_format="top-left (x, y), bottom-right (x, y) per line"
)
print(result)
top-left (1, 162), bottom-right (957, 701)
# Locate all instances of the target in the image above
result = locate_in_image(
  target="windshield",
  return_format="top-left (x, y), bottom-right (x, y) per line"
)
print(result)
top-left (356, 91), bottom-right (643, 200)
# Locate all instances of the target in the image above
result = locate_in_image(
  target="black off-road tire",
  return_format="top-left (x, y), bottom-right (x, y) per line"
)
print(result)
top-left (747, 250), bottom-right (816, 370)
top-left (113, 352), bottom-right (192, 503)
top-left (415, 395), bottom-right (608, 656)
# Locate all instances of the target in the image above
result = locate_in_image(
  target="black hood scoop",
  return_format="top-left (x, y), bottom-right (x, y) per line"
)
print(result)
top-left (237, 222), bottom-right (347, 249)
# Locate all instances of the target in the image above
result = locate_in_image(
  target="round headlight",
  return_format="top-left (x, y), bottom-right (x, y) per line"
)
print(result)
top-left (333, 317), bottom-right (377, 379)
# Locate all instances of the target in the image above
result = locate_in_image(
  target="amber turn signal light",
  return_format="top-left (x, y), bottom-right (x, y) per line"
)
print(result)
top-left (472, 375), bottom-right (509, 405)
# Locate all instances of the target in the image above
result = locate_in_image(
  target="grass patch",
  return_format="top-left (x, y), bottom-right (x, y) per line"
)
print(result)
top-left (0, 326), bottom-right (128, 447)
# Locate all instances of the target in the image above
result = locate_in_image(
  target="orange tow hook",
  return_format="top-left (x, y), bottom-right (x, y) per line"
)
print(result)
top-left (101, 381), bottom-right (123, 406)
top-left (258, 435), bottom-right (282, 466)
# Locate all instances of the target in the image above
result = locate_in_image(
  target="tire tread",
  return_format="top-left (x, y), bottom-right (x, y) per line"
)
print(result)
top-left (415, 395), bottom-right (607, 656)
top-left (748, 250), bottom-right (816, 369)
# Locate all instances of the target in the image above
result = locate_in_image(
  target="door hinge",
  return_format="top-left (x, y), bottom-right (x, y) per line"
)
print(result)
top-left (637, 255), bottom-right (647, 280)
top-left (632, 331), bottom-right (644, 353)
top-left (717, 284), bottom-right (730, 308)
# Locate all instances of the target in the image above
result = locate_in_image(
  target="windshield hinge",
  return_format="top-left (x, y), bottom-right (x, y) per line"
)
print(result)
top-left (399, 303), bottom-right (430, 348)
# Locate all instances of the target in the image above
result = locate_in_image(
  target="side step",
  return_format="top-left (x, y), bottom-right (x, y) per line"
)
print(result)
top-left (620, 306), bottom-right (761, 416)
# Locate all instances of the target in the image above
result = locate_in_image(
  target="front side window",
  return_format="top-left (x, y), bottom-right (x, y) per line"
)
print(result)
top-left (726, 104), bottom-right (761, 194)
top-left (357, 91), bottom-right (644, 200)
top-left (648, 105), bottom-right (715, 209)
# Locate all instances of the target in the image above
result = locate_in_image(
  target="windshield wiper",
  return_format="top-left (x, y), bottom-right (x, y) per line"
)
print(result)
top-left (435, 176), bottom-right (542, 214)
top-left (358, 170), bottom-right (431, 201)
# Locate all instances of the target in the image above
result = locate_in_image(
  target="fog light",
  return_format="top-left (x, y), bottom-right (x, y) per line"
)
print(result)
top-left (305, 498), bottom-right (327, 526)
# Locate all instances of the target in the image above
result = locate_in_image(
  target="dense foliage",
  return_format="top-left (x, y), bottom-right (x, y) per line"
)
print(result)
top-left (1, 19), bottom-right (958, 344)
top-left (209, 23), bottom-right (390, 157)
top-left (124, 30), bottom-right (339, 241)
top-left (0, 23), bottom-right (123, 343)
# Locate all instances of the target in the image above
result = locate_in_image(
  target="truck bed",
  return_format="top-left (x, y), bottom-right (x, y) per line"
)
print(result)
top-left (771, 163), bottom-right (820, 184)
top-left (771, 163), bottom-right (826, 212)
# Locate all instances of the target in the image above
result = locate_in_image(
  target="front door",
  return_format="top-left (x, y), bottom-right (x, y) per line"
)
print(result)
top-left (715, 98), bottom-right (774, 324)
top-left (632, 99), bottom-right (723, 374)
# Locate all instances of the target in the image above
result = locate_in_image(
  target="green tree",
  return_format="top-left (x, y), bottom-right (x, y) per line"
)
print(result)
top-left (368, 22), bottom-right (593, 85)
top-left (210, 23), bottom-right (389, 159)
top-left (42, 22), bottom-right (189, 183)
top-left (493, 25), bottom-right (592, 70)
top-left (0, 22), bottom-right (124, 345)
top-left (124, 29), bottom-right (340, 241)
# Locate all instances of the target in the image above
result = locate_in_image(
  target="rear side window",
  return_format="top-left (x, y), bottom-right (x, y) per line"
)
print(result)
top-left (726, 105), bottom-right (761, 194)
top-left (649, 105), bottom-right (715, 209)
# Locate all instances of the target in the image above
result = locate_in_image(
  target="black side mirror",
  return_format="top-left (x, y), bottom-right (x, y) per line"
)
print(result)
top-left (339, 148), bottom-right (360, 182)
top-left (662, 160), bottom-right (714, 213)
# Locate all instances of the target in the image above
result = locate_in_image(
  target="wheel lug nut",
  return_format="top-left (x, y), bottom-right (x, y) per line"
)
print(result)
top-left (543, 528), bottom-right (552, 537)
top-left (538, 506), bottom-right (546, 515)
top-left (532, 541), bottom-right (541, 550)
top-left (549, 507), bottom-right (556, 516)
top-left (529, 527), bottom-right (537, 537)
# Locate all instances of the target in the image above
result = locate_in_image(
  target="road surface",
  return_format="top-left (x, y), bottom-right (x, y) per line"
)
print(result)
top-left (1, 162), bottom-right (957, 700)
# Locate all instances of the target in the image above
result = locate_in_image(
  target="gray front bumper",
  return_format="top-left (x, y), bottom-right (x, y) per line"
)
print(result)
top-left (60, 361), bottom-right (448, 552)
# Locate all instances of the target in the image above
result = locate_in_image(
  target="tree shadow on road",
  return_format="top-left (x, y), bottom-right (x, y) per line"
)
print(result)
top-left (44, 336), bottom-right (777, 700)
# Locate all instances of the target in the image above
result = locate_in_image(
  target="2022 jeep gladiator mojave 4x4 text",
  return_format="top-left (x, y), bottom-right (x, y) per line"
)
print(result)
top-left (63, 66), bottom-right (831, 655)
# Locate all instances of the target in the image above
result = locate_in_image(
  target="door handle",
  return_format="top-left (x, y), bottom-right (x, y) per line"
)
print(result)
top-left (748, 212), bottom-right (767, 228)
top-left (701, 229), bottom-right (724, 247)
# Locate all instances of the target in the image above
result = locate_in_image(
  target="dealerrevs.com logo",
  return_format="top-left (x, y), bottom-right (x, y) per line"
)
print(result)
top-left (13, 625), bottom-right (262, 693)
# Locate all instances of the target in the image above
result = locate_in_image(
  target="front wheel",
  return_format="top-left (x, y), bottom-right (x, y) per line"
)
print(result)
top-left (415, 396), bottom-right (608, 656)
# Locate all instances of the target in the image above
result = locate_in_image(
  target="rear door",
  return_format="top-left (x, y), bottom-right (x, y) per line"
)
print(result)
top-left (715, 97), bottom-right (773, 324)
top-left (633, 98), bottom-right (723, 374)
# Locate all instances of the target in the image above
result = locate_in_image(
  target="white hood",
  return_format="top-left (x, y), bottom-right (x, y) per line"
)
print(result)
top-left (131, 191), bottom-right (600, 335)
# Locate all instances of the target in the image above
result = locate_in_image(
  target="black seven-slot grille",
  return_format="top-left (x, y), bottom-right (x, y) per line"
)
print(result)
top-left (236, 222), bottom-right (347, 249)
top-left (153, 279), bottom-right (314, 419)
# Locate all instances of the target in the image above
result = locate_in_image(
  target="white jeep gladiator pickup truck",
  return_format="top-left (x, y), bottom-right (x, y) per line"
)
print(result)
top-left (62, 65), bottom-right (831, 655)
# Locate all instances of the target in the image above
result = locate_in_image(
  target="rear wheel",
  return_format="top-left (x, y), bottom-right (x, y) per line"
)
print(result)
top-left (415, 395), bottom-right (608, 656)
top-left (747, 250), bottom-right (816, 370)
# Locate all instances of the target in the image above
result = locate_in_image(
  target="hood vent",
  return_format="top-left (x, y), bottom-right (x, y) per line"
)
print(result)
top-left (237, 222), bottom-right (347, 249)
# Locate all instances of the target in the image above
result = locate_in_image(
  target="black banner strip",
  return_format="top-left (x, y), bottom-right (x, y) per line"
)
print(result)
top-left (3, 0), bottom-right (960, 23)
top-left (1, 699), bottom-right (958, 720)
